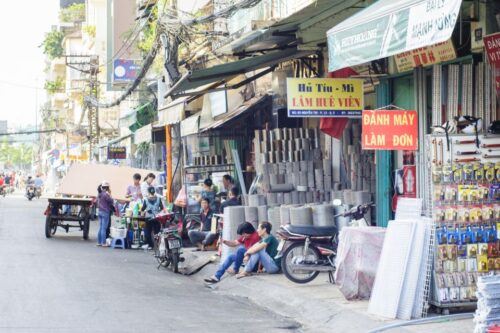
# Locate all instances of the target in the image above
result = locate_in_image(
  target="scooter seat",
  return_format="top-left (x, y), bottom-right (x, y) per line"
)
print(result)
top-left (285, 225), bottom-right (337, 237)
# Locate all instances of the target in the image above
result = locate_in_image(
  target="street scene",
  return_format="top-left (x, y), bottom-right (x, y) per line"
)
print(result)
top-left (1, 0), bottom-right (500, 332)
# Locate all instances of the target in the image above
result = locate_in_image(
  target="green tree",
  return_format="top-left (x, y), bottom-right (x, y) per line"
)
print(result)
top-left (59, 3), bottom-right (86, 23)
top-left (44, 77), bottom-right (65, 95)
top-left (40, 30), bottom-right (65, 60)
top-left (0, 139), bottom-right (33, 169)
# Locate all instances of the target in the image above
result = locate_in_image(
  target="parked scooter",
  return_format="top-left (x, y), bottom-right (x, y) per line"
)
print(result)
top-left (277, 202), bottom-right (372, 284)
top-left (153, 212), bottom-right (184, 273)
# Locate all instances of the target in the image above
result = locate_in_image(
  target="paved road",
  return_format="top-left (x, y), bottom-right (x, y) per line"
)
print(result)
top-left (0, 195), bottom-right (301, 333)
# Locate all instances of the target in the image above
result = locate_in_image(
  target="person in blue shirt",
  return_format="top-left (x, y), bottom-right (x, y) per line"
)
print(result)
top-left (141, 186), bottom-right (164, 250)
top-left (188, 198), bottom-right (217, 250)
top-left (198, 178), bottom-right (217, 212)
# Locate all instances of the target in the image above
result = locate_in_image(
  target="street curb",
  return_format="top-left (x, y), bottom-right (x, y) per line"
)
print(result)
top-left (189, 254), bottom-right (392, 333)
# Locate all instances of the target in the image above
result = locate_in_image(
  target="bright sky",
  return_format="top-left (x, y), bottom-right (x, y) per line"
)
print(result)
top-left (0, 0), bottom-right (210, 129)
top-left (0, 0), bottom-right (59, 129)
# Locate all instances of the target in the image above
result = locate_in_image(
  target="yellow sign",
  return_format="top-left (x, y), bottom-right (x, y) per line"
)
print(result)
top-left (394, 39), bottom-right (457, 73)
top-left (286, 78), bottom-right (364, 118)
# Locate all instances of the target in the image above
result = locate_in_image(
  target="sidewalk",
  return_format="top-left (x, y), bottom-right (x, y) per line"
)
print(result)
top-left (183, 251), bottom-right (474, 333)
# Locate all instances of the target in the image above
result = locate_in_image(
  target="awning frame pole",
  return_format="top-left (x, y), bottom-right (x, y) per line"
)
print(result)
top-left (166, 125), bottom-right (173, 202)
top-left (174, 66), bottom-right (276, 97)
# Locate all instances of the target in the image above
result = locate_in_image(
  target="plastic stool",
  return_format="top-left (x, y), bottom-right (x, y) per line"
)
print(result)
top-left (111, 237), bottom-right (126, 249)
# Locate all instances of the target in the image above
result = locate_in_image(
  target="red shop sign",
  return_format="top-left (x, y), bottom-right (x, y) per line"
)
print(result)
top-left (362, 110), bottom-right (418, 151)
top-left (484, 32), bottom-right (500, 66)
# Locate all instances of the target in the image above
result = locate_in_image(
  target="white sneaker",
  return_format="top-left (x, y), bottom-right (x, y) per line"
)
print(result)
top-left (141, 244), bottom-right (149, 250)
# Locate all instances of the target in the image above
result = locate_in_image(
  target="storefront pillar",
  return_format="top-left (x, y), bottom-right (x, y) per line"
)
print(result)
top-left (375, 80), bottom-right (392, 227)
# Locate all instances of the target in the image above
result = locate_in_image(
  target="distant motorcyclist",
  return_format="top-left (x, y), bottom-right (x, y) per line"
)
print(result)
top-left (34, 175), bottom-right (44, 197)
top-left (26, 176), bottom-right (35, 196)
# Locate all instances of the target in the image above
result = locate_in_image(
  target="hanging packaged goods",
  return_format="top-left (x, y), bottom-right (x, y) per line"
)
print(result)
top-left (361, 110), bottom-right (418, 150)
top-left (427, 133), bottom-right (500, 311)
top-left (286, 78), bottom-right (363, 118)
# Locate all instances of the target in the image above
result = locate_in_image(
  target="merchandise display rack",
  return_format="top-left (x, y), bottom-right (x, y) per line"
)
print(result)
top-left (426, 133), bottom-right (500, 314)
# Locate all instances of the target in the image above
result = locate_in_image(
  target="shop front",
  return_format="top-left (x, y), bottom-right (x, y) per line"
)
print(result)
top-left (327, 0), bottom-right (500, 317)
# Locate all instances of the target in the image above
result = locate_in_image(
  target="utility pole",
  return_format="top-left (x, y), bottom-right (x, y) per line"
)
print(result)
top-left (65, 54), bottom-right (100, 161)
top-left (88, 55), bottom-right (100, 160)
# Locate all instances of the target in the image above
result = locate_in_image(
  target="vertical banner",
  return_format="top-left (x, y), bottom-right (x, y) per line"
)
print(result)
top-left (362, 110), bottom-right (418, 150)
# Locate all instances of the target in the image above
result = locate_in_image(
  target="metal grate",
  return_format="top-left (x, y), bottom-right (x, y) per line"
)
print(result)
top-left (421, 219), bottom-right (436, 318)
top-left (447, 65), bottom-right (460, 120)
top-left (432, 65), bottom-right (442, 126)
top-left (485, 62), bottom-right (492, 129)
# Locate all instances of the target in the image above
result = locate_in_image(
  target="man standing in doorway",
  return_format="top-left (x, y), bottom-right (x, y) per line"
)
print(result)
top-left (141, 173), bottom-right (156, 199)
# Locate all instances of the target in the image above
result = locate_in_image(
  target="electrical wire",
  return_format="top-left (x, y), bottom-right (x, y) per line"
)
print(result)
top-left (85, 0), bottom-right (262, 108)
top-left (100, 0), bottom-right (155, 67)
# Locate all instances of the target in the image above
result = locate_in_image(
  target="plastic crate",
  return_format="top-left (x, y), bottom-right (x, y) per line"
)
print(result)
top-left (110, 227), bottom-right (127, 239)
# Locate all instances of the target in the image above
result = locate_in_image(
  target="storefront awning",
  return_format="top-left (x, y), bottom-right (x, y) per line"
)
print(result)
top-left (167, 48), bottom-right (313, 98)
top-left (158, 97), bottom-right (188, 125)
top-left (327, 0), bottom-right (462, 72)
top-left (98, 134), bottom-right (133, 148)
top-left (180, 113), bottom-right (200, 137)
top-left (200, 94), bottom-right (270, 132)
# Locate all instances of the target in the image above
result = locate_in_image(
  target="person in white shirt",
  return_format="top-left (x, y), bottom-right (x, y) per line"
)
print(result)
top-left (141, 173), bottom-right (156, 199)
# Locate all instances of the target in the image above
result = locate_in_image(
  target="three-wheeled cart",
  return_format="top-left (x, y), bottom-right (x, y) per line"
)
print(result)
top-left (45, 197), bottom-right (94, 239)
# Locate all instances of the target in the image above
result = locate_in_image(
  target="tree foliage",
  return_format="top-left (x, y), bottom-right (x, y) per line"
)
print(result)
top-left (0, 139), bottom-right (33, 169)
top-left (41, 30), bottom-right (65, 59)
top-left (44, 77), bottom-right (65, 95)
top-left (59, 3), bottom-right (86, 23)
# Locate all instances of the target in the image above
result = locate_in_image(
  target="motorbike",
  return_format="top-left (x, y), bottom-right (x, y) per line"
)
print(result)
top-left (153, 212), bottom-right (184, 273)
top-left (26, 185), bottom-right (36, 201)
top-left (35, 186), bottom-right (42, 199)
top-left (277, 202), bottom-right (373, 284)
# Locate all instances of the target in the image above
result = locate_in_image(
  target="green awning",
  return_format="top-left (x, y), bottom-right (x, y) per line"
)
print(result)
top-left (128, 102), bottom-right (156, 132)
top-left (327, 0), bottom-right (462, 71)
top-left (168, 48), bottom-right (313, 97)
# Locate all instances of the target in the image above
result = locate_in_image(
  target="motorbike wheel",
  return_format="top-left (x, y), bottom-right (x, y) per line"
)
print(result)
top-left (28, 196), bottom-right (33, 201)
top-left (154, 237), bottom-right (170, 268)
top-left (45, 216), bottom-right (53, 238)
top-left (171, 250), bottom-right (179, 273)
top-left (83, 219), bottom-right (90, 240)
top-left (281, 242), bottom-right (321, 284)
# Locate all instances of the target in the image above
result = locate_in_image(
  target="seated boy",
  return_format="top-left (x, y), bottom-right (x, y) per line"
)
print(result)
top-left (204, 222), bottom-right (260, 284)
top-left (237, 221), bottom-right (280, 278)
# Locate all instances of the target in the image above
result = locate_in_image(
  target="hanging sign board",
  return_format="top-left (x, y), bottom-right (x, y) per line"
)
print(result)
top-left (286, 78), bottom-right (363, 117)
top-left (327, 0), bottom-right (462, 72)
top-left (362, 110), bottom-right (418, 150)
top-left (394, 39), bottom-right (457, 73)
top-left (484, 32), bottom-right (500, 66)
top-left (483, 32), bottom-right (500, 96)
top-left (107, 147), bottom-right (127, 160)
top-left (113, 59), bottom-right (141, 83)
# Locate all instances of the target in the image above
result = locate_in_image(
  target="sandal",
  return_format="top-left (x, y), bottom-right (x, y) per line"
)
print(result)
top-left (204, 277), bottom-right (219, 284)
top-left (236, 272), bottom-right (251, 279)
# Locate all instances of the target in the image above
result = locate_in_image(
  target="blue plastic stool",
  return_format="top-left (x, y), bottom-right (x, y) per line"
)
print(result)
top-left (111, 237), bottom-right (126, 249)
